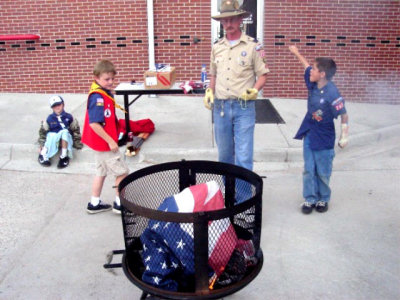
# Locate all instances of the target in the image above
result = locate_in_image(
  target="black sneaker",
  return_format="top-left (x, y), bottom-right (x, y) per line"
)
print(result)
top-left (86, 201), bottom-right (112, 214)
top-left (38, 154), bottom-right (51, 166)
top-left (315, 201), bottom-right (329, 213)
top-left (301, 202), bottom-right (315, 214)
top-left (113, 202), bottom-right (122, 214)
top-left (57, 156), bottom-right (69, 169)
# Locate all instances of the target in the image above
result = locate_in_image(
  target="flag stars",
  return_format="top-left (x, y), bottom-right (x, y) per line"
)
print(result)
top-left (171, 262), bottom-right (179, 269)
top-left (144, 255), bottom-right (151, 262)
top-left (176, 239), bottom-right (186, 250)
top-left (157, 247), bottom-right (164, 253)
top-left (161, 261), bottom-right (168, 269)
top-left (153, 276), bottom-right (161, 285)
top-left (152, 222), bottom-right (160, 230)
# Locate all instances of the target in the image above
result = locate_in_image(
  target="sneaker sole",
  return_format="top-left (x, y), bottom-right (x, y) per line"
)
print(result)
top-left (316, 207), bottom-right (328, 213)
top-left (112, 208), bottom-right (121, 214)
top-left (39, 161), bottom-right (51, 167)
top-left (57, 164), bottom-right (69, 169)
top-left (86, 207), bottom-right (112, 214)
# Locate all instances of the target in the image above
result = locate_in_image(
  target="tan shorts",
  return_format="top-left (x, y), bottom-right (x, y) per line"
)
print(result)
top-left (95, 150), bottom-right (129, 177)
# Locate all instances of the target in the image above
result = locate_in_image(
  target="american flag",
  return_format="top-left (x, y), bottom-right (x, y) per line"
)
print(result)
top-left (140, 181), bottom-right (238, 291)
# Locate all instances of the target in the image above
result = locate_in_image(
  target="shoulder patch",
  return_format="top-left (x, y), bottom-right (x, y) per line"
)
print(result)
top-left (96, 97), bottom-right (104, 106)
top-left (332, 97), bottom-right (344, 111)
top-left (255, 43), bottom-right (267, 62)
top-left (255, 43), bottom-right (263, 51)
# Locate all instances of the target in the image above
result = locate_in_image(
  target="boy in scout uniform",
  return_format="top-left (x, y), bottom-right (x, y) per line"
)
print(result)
top-left (81, 60), bottom-right (129, 214)
top-left (204, 0), bottom-right (269, 177)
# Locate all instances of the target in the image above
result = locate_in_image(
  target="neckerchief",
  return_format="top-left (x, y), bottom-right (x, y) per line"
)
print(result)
top-left (90, 81), bottom-right (127, 113)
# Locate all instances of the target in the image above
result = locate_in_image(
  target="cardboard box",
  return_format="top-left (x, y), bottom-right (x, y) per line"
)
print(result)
top-left (144, 67), bottom-right (176, 89)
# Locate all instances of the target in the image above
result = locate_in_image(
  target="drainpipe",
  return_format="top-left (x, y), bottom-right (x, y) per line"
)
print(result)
top-left (147, 0), bottom-right (155, 70)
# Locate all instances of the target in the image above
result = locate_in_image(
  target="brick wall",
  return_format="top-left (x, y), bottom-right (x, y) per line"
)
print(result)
top-left (0, 0), bottom-right (211, 93)
top-left (0, 0), bottom-right (399, 104)
top-left (263, 0), bottom-right (400, 104)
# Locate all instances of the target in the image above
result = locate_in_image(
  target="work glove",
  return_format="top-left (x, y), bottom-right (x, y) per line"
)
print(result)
top-left (338, 123), bottom-right (349, 148)
top-left (204, 88), bottom-right (214, 110)
top-left (239, 88), bottom-right (258, 101)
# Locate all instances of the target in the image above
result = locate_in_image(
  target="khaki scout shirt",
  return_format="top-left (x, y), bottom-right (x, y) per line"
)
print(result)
top-left (210, 33), bottom-right (270, 99)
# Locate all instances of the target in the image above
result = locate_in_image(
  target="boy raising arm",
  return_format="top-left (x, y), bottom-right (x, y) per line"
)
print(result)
top-left (289, 45), bottom-right (349, 214)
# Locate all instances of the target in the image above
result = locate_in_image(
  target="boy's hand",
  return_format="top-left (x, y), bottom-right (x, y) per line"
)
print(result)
top-left (338, 124), bottom-right (349, 148)
top-left (109, 140), bottom-right (119, 152)
top-left (289, 45), bottom-right (309, 68)
top-left (288, 45), bottom-right (299, 55)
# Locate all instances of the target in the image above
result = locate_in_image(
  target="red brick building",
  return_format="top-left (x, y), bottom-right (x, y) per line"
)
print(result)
top-left (1, 0), bottom-right (399, 104)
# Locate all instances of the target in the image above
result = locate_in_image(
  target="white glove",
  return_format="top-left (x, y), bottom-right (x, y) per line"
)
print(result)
top-left (338, 124), bottom-right (349, 148)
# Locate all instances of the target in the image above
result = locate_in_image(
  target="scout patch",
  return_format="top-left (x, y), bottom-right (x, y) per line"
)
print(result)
top-left (104, 108), bottom-right (111, 118)
top-left (332, 97), bottom-right (344, 111)
top-left (96, 97), bottom-right (104, 106)
top-left (312, 109), bottom-right (323, 122)
top-left (256, 44), bottom-right (267, 63)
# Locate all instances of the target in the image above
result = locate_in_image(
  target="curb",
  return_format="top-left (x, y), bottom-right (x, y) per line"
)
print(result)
top-left (1, 123), bottom-right (398, 174)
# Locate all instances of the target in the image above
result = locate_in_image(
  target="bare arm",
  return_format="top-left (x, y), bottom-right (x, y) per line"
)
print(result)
top-left (209, 75), bottom-right (216, 93)
top-left (253, 73), bottom-right (268, 91)
top-left (289, 45), bottom-right (310, 69)
top-left (340, 113), bottom-right (349, 124)
top-left (338, 113), bottom-right (349, 148)
top-left (89, 122), bottom-right (119, 152)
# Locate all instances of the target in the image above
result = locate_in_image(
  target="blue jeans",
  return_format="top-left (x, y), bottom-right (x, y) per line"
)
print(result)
top-left (303, 134), bottom-right (335, 204)
top-left (213, 99), bottom-right (255, 203)
top-left (213, 99), bottom-right (255, 170)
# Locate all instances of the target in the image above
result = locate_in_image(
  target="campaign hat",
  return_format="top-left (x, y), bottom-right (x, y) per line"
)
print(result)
top-left (211, 0), bottom-right (250, 20)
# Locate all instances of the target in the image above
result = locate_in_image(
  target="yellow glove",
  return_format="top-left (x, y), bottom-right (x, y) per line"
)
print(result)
top-left (203, 88), bottom-right (214, 110)
top-left (239, 88), bottom-right (258, 101)
top-left (338, 123), bottom-right (349, 148)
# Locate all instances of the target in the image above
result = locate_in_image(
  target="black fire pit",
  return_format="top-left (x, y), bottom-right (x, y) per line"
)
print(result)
top-left (105, 160), bottom-right (264, 299)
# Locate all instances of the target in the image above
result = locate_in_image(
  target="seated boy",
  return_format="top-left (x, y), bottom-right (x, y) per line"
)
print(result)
top-left (38, 95), bottom-right (83, 168)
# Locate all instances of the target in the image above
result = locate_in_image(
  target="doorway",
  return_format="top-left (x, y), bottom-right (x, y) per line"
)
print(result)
top-left (211, 0), bottom-right (263, 42)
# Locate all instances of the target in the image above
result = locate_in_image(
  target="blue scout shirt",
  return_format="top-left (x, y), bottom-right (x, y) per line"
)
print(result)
top-left (46, 111), bottom-right (73, 133)
top-left (87, 89), bottom-right (114, 124)
top-left (294, 66), bottom-right (346, 150)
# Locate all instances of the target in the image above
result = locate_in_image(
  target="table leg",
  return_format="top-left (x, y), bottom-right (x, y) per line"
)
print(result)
top-left (123, 94), bottom-right (131, 134)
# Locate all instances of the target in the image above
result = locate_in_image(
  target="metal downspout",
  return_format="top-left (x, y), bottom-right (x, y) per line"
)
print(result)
top-left (147, 0), bottom-right (155, 70)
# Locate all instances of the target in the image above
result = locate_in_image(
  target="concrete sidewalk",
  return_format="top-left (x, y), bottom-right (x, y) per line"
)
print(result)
top-left (1, 93), bottom-right (400, 174)
top-left (0, 93), bottom-right (400, 299)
